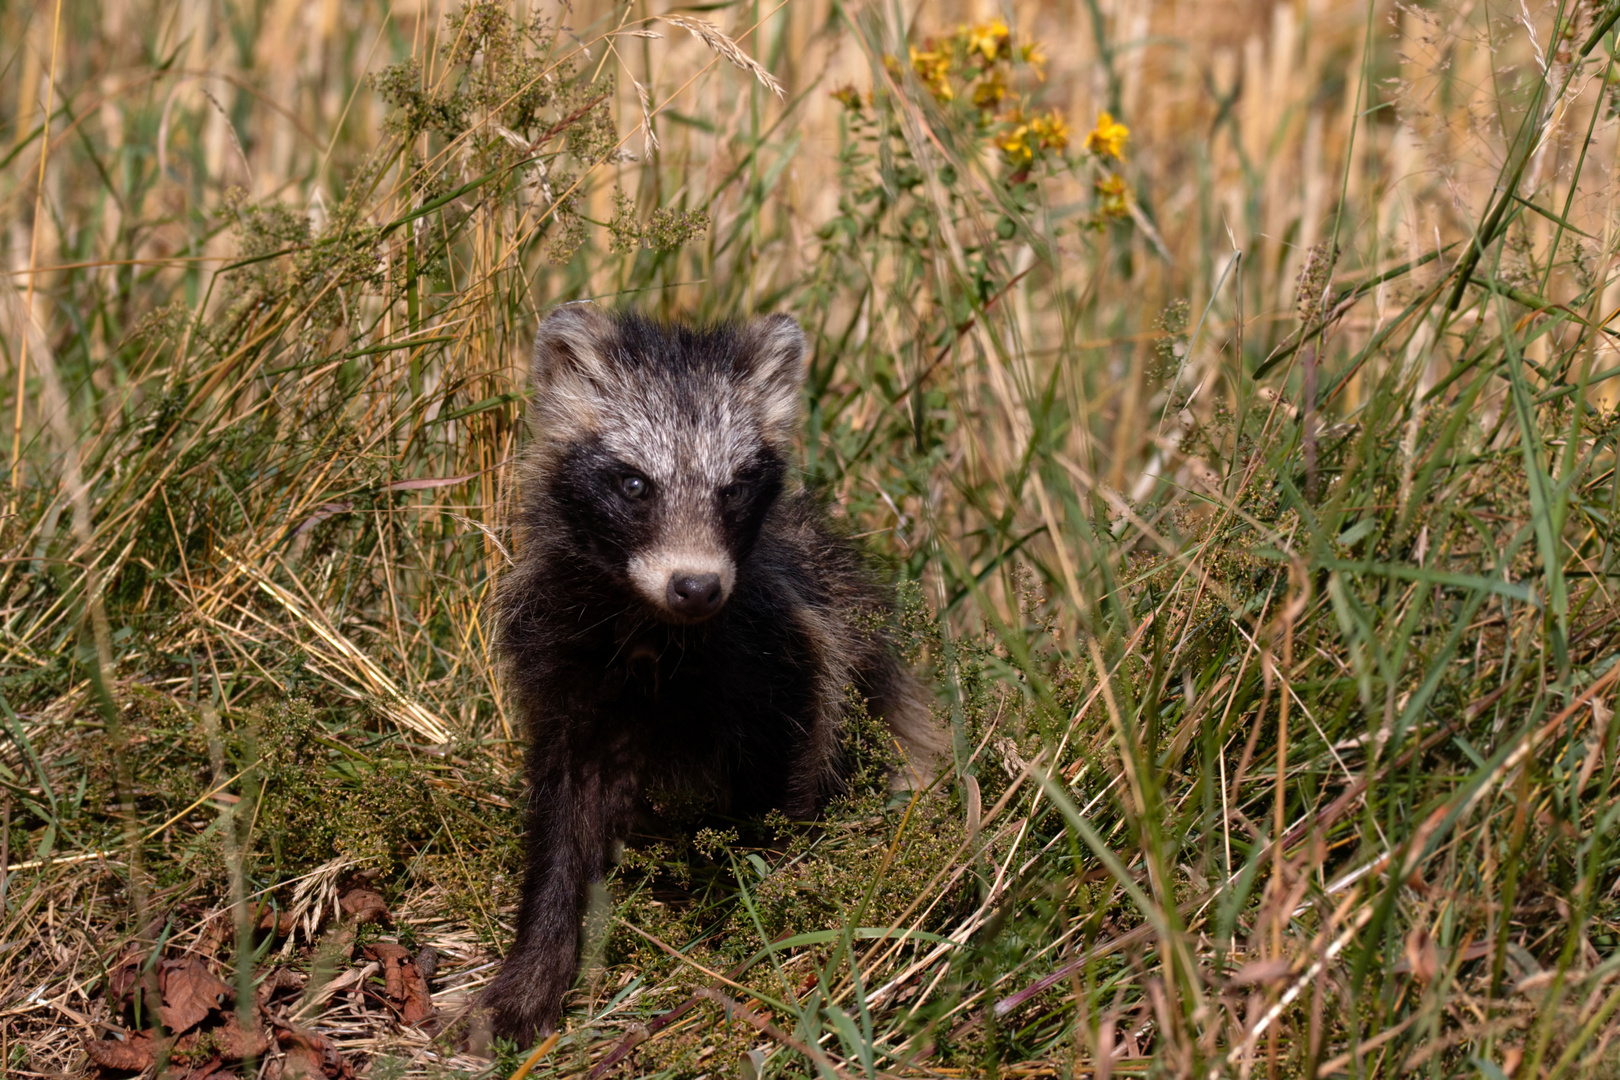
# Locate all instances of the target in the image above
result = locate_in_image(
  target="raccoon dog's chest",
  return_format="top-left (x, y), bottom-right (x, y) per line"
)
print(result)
top-left (577, 582), bottom-right (827, 814)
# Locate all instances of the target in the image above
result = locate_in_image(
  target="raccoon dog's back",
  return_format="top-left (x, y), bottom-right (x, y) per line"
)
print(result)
top-left (481, 308), bottom-right (943, 1046)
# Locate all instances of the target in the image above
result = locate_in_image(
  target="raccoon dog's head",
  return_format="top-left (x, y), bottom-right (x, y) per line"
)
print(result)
top-left (526, 307), bottom-right (806, 624)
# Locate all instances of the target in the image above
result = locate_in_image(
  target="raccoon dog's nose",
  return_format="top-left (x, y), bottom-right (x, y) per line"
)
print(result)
top-left (667, 573), bottom-right (724, 616)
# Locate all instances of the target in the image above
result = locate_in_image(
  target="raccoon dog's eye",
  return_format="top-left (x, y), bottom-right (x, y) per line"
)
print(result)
top-left (617, 474), bottom-right (651, 500)
top-left (720, 483), bottom-right (746, 505)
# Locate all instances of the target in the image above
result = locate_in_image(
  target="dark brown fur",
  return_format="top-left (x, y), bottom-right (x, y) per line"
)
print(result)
top-left (480, 308), bottom-right (943, 1046)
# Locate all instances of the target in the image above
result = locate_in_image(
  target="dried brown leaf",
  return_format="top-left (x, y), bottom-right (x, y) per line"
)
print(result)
top-left (254, 903), bottom-right (299, 937)
top-left (257, 965), bottom-right (307, 1009)
top-left (158, 959), bottom-right (233, 1034)
top-left (175, 1056), bottom-right (235, 1080)
top-left (272, 1022), bottom-right (354, 1080)
top-left (175, 1012), bottom-right (271, 1063)
top-left (338, 887), bottom-right (389, 926)
top-left (104, 942), bottom-right (146, 1012)
top-left (362, 942), bottom-right (434, 1024)
top-left (84, 1032), bottom-right (156, 1071)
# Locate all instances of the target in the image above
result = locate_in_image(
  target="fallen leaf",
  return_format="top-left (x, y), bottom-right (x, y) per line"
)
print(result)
top-left (273, 1022), bottom-right (354, 1080)
top-left (362, 942), bottom-right (434, 1024)
top-left (337, 888), bottom-right (389, 926)
top-left (84, 1032), bottom-right (157, 1071)
top-left (174, 1056), bottom-right (233, 1080)
top-left (195, 918), bottom-right (229, 959)
top-left (364, 943), bottom-right (411, 999)
top-left (158, 959), bottom-right (233, 1034)
top-left (104, 942), bottom-right (146, 1013)
top-left (174, 1012), bottom-right (271, 1063)
top-left (257, 966), bottom-right (307, 1009)
top-left (254, 903), bottom-right (298, 937)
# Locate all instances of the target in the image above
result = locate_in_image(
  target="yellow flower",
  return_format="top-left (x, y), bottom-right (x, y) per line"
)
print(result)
top-left (1095, 173), bottom-right (1129, 217)
top-left (972, 69), bottom-right (1008, 110)
top-left (997, 123), bottom-right (1033, 166)
top-left (966, 19), bottom-right (1010, 62)
top-left (831, 84), bottom-right (864, 110)
top-left (1020, 42), bottom-right (1047, 80)
top-left (1085, 110), bottom-right (1129, 159)
top-left (909, 44), bottom-right (954, 101)
top-left (1029, 110), bottom-right (1069, 151)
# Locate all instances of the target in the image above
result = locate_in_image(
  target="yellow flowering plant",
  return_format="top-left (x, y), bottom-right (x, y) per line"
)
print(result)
top-left (966, 18), bottom-right (1011, 62)
top-left (1085, 111), bottom-right (1129, 160)
top-left (819, 17), bottom-right (1140, 413)
top-left (995, 108), bottom-right (1070, 169)
top-left (846, 21), bottom-right (1135, 232)
top-left (1094, 174), bottom-right (1129, 218)
top-left (1083, 112), bottom-right (1132, 227)
top-left (869, 20), bottom-right (1068, 182)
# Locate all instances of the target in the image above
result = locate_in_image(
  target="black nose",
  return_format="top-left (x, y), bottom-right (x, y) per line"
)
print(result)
top-left (667, 573), bottom-right (723, 615)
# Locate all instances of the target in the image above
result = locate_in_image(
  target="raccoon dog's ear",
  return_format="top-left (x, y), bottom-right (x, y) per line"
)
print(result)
top-left (740, 313), bottom-right (808, 443)
top-left (531, 305), bottom-right (616, 392)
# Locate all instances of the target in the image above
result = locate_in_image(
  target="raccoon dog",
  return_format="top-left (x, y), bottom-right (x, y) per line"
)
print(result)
top-left (481, 307), bottom-right (943, 1044)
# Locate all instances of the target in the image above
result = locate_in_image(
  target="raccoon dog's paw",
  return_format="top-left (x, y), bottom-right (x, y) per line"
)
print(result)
top-left (480, 960), bottom-right (562, 1050)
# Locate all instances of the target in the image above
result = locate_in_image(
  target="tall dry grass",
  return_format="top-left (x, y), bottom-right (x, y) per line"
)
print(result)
top-left (2, 0), bottom-right (1619, 1077)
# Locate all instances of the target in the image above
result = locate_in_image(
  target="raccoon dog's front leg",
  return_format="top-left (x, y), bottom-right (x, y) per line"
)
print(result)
top-left (483, 735), bottom-right (633, 1046)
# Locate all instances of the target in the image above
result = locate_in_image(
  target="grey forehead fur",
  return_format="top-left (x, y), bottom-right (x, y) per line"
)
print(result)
top-left (525, 308), bottom-right (808, 486)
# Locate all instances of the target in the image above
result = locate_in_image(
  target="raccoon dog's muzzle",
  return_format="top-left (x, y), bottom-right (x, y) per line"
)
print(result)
top-left (627, 548), bottom-right (737, 623)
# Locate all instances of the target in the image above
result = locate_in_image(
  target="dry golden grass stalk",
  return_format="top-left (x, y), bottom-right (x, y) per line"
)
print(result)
top-left (660, 14), bottom-right (785, 99)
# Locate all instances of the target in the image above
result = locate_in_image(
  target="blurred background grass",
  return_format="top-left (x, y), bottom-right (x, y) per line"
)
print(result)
top-left (3, 0), bottom-right (1620, 1076)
